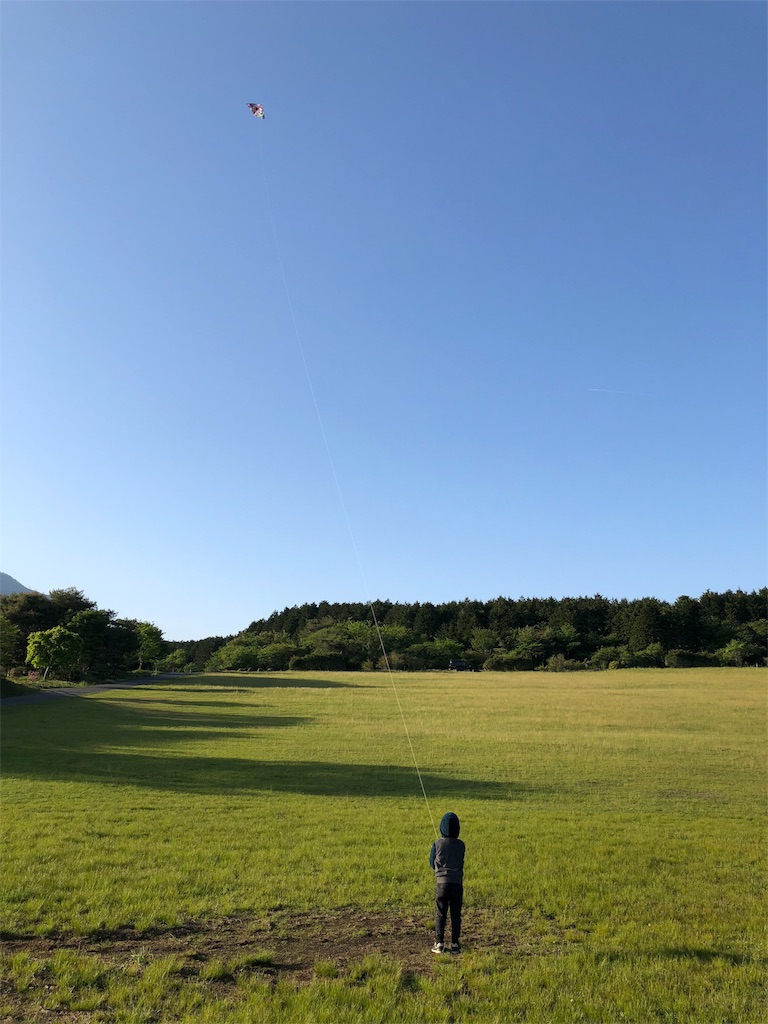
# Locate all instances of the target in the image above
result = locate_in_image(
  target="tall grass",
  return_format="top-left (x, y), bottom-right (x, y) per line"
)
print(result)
top-left (1, 668), bottom-right (765, 1021)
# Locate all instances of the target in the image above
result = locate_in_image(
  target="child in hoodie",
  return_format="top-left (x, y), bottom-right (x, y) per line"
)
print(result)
top-left (429, 811), bottom-right (465, 954)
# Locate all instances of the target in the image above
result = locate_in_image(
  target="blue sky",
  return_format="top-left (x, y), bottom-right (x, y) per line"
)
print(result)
top-left (2, 2), bottom-right (765, 640)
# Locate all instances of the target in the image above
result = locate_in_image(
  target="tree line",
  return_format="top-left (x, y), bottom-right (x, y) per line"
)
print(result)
top-left (1, 587), bottom-right (765, 682)
top-left (0, 589), bottom-right (170, 681)
top-left (204, 590), bottom-right (766, 673)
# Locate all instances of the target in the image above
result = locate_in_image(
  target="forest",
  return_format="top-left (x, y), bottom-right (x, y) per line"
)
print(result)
top-left (2, 587), bottom-right (764, 681)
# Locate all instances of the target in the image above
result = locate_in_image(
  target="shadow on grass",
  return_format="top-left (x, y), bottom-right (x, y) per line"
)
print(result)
top-left (25, 693), bottom-right (311, 737)
top-left (3, 694), bottom-right (521, 799)
top-left (6, 704), bottom-right (314, 754)
top-left (101, 718), bottom-right (312, 746)
top-left (601, 948), bottom-right (758, 966)
top-left (161, 675), bottom-right (363, 691)
top-left (91, 707), bottom-right (303, 733)
top-left (109, 698), bottom-right (274, 711)
top-left (5, 747), bottom-right (520, 799)
top-left (659, 947), bottom-right (758, 966)
top-left (4, 677), bottom-right (527, 801)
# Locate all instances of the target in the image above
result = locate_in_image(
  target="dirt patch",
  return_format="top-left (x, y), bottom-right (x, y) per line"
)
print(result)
top-left (1, 908), bottom-right (550, 1023)
top-left (1, 905), bottom-right (525, 984)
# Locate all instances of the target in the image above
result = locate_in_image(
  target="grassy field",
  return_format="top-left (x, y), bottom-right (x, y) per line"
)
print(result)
top-left (1, 667), bottom-right (765, 1022)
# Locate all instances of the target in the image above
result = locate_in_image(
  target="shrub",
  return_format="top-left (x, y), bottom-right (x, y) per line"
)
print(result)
top-left (716, 640), bottom-right (747, 667)
top-left (588, 647), bottom-right (623, 670)
top-left (543, 654), bottom-right (585, 672)
top-left (289, 653), bottom-right (348, 671)
top-left (483, 652), bottom-right (536, 671)
top-left (664, 649), bottom-right (721, 668)
top-left (622, 643), bottom-right (666, 668)
top-left (396, 641), bottom-right (464, 671)
top-left (257, 643), bottom-right (296, 671)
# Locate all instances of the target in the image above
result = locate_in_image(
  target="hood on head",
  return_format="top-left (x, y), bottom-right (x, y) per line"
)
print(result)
top-left (439, 812), bottom-right (460, 838)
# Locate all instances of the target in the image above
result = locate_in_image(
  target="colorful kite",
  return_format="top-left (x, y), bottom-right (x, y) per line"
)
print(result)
top-left (247, 103), bottom-right (265, 119)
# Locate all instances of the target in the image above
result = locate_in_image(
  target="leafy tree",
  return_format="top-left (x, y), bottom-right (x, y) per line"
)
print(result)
top-left (160, 648), bottom-right (190, 672)
top-left (256, 642), bottom-right (296, 670)
top-left (453, 603), bottom-right (480, 644)
top-left (399, 639), bottom-right (463, 670)
top-left (734, 620), bottom-right (768, 665)
top-left (207, 636), bottom-right (262, 671)
top-left (487, 597), bottom-right (516, 635)
top-left (697, 590), bottom-right (754, 650)
top-left (411, 602), bottom-right (441, 640)
top-left (664, 649), bottom-right (720, 668)
top-left (550, 623), bottom-right (583, 658)
top-left (289, 651), bottom-right (348, 671)
top-left (483, 651), bottom-right (536, 671)
top-left (165, 635), bottom-right (230, 672)
top-left (382, 603), bottom-right (415, 629)
top-left (626, 598), bottom-right (670, 651)
top-left (134, 622), bottom-right (164, 671)
top-left (68, 609), bottom-right (138, 678)
top-left (1, 588), bottom-right (97, 668)
top-left (545, 654), bottom-right (584, 672)
top-left (716, 639), bottom-right (747, 667)
top-left (378, 624), bottom-right (415, 653)
top-left (1, 615), bottom-right (21, 672)
top-left (300, 622), bottom-right (352, 664)
top-left (203, 648), bottom-right (224, 671)
top-left (622, 642), bottom-right (666, 668)
top-left (48, 588), bottom-right (96, 623)
top-left (341, 620), bottom-right (379, 668)
top-left (589, 646), bottom-right (624, 670)
top-left (470, 628), bottom-right (498, 660)
top-left (547, 595), bottom-right (612, 645)
top-left (69, 609), bottom-right (114, 676)
top-left (670, 596), bottom-right (704, 652)
top-left (511, 625), bottom-right (547, 665)
top-left (0, 591), bottom-right (60, 656)
top-left (721, 589), bottom-right (766, 626)
top-left (26, 626), bottom-right (82, 680)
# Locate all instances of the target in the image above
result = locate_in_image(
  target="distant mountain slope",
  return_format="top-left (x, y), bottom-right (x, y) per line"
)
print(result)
top-left (0, 573), bottom-right (35, 596)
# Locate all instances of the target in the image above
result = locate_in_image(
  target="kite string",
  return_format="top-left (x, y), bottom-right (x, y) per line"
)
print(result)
top-left (256, 133), bottom-right (438, 840)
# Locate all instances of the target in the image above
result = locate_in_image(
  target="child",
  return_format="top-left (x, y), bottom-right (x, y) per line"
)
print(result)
top-left (429, 811), bottom-right (465, 954)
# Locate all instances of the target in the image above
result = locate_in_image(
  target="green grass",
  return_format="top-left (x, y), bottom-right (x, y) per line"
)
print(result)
top-left (1, 668), bottom-right (765, 1022)
top-left (0, 676), bottom-right (41, 698)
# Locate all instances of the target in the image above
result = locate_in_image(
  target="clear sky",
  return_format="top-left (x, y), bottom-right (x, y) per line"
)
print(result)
top-left (2, 2), bottom-right (765, 640)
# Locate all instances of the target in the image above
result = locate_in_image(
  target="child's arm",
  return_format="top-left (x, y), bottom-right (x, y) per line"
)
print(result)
top-left (429, 841), bottom-right (436, 869)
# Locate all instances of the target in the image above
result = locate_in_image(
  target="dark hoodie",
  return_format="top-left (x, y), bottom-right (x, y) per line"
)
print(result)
top-left (429, 812), bottom-right (465, 885)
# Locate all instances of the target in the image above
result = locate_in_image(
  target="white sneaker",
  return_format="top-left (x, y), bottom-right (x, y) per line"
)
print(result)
top-left (431, 941), bottom-right (445, 954)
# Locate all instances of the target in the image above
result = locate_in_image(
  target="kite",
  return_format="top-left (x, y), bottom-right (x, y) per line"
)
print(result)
top-left (247, 103), bottom-right (265, 119)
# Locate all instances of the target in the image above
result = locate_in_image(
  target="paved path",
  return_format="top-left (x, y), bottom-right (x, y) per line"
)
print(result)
top-left (1, 675), bottom-right (179, 707)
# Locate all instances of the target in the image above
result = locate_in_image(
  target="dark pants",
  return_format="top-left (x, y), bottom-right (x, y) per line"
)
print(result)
top-left (435, 882), bottom-right (463, 944)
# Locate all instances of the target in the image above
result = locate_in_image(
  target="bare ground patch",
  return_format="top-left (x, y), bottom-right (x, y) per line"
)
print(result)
top-left (2, 904), bottom-right (533, 978)
top-left (1, 906), bottom-right (558, 1022)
